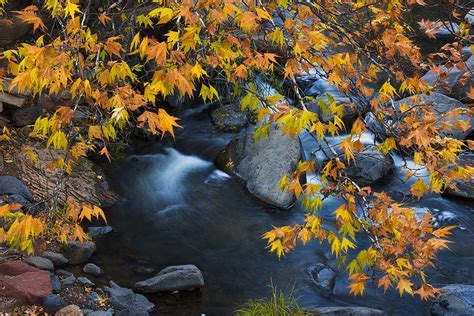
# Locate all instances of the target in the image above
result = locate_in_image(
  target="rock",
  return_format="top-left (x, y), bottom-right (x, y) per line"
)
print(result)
top-left (12, 107), bottom-right (42, 127)
top-left (104, 281), bottom-right (155, 313)
top-left (0, 92), bottom-right (26, 108)
top-left (5, 194), bottom-right (34, 208)
top-left (216, 124), bottom-right (302, 208)
top-left (0, 116), bottom-right (9, 128)
top-left (51, 275), bottom-right (62, 294)
top-left (393, 93), bottom-right (473, 140)
top-left (61, 275), bottom-right (77, 285)
top-left (56, 269), bottom-right (73, 277)
top-left (37, 94), bottom-right (58, 112)
top-left (77, 277), bottom-right (95, 287)
top-left (0, 260), bottom-right (52, 305)
top-left (40, 251), bottom-right (69, 266)
top-left (23, 256), bottom-right (54, 271)
top-left (43, 294), bottom-right (67, 314)
top-left (434, 22), bottom-right (459, 38)
top-left (308, 263), bottom-right (336, 296)
top-left (88, 311), bottom-right (113, 316)
top-left (0, 16), bottom-right (31, 45)
top-left (431, 284), bottom-right (474, 316)
top-left (135, 264), bottom-right (204, 293)
top-left (0, 176), bottom-right (33, 201)
top-left (345, 148), bottom-right (393, 186)
top-left (210, 103), bottom-right (249, 132)
top-left (56, 304), bottom-right (84, 316)
top-left (305, 306), bottom-right (386, 315)
top-left (60, 241), bottom-right (96, 265)
top-left (83, 263), bottom-right (104, 276)
top-left (87, 226), bottom-right (113, 240)
top-left (444, 154), bottom-right (474, 200)
top-left (465, 9), bottom-right (474, 26)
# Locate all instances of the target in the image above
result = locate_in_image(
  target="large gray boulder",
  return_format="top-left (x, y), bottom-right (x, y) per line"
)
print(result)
top-left (431, 284), bottom-right (474, 316)
top-left (345, 148), bottom-right (393, 186)
top-left (305, 306), bottom-right (386, 315)
top-left (135, 264), bottom-right (204, 293)
top-left (104, 281), bottom-right (155, 314)
top-left (210, 103), bottom-right (249, 132)
top-left (216, 124), bottom-right (302, 208)
top-left (0, 176), bottom-right (33, 201)
top-left (60, 241), bottom-right (96, 265)
top-left (393, 93), bottom-right (473, 140)
top-left (39, 251), bottom-right (68, 267)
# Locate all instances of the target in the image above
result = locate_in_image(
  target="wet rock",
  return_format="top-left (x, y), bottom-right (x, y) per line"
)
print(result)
top-left (0, 176), bottom-right (33, 201)
top-left (305, 306), bottom-right (386, 315)
top-left (56, 304), bottom-right (84, 316)
top-left (61, 275), bottom-right (77, 285)
top-left (135, 264), bottom-right (204, 293)
top-left (56, 269), bottom-right (73, 277)
top-left (104, 281), bottom-right (155, 313)
top-left (39, 251), bottom-right (68, 267)
top-left (0, 260), bottom-right (52, 305)
top-left (78, 277), bottom-right (95, 287)
top-left (444, 154), bottom-right (474, 200)
top-left (308, 263), bottom-right (336, 296)
top-left (83, 263), bottom-right (104, 276)
top-left (51, 275), bottom-right (62, 294)
top-left (60, 241), bottom-right (96, 265)
top-left (12, 107), bottom-right (42, 127)
top-left (210, 103), bottom-right (249, 132)
top-left (23, 256), bottom-right (54, 271)
top-left (345, 148), bottom-right (393, 186)
top-left (87, 226), bottom-right (113, 240)
top-left (216, 124), bottom-right (302, 208)
top-left (431, 284), bottom-right (474, 316)
top-left (43, 294), bottom-right (67, 314)
top-left (393, 93), bottom-right (473, 140)
top-left (465, 9), bottom-right (474, 26)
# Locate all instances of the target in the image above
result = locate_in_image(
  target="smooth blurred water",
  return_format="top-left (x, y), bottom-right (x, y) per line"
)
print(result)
top-left (93, 106), bottom-right (474, 315)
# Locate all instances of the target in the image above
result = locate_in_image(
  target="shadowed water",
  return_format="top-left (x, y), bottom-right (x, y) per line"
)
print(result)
top-left (94, 106), bottom-right (474, 315)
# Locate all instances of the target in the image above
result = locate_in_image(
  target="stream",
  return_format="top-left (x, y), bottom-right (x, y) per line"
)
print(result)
top-left (93, 105), bottom-right (474, 315)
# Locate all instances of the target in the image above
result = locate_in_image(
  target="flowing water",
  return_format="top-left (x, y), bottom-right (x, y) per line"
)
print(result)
top-left (94, 105), bottom-right (474, 315)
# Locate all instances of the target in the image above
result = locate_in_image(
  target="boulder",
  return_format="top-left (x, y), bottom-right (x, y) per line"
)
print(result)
top-left (0, 176), bottom-right (33, 201)
top-left (60, 241), bottom-right (96, 265)
top-left (308, 263), bottom-right (336, 296)
top-left (0, 260), bottom-right (52, 305)
top-left (43, 294), bottom-right (67, 314)
top-left (83, 263), bottom-right (104, 276)
top-left (87, 226), bottom-right (113, 240)
top-left (345, 148), bottom-right (393, 186)
top-left (12, 107), bottom-right (42, 127)
top-left (465, 9), bottom-right (474, 26)
top-left (431, 284), bottom-right (474, 316)
top-left (56, 305), bottom-right (84, 316)
top-left (104, 281), bottom-right (155, 313)
top-left (23, 256), bottom-right (54, 271)
top-left (39, 251), bottom-right (69, 266)
top-left (135, 264), bottom-right (204, 293)
top-left (393, 93), bottom-right (473, 140)
top-left (216, 124), bottom-right (302, 208)
top-left (444, 154), bottom-right (474, 200)
top-left (305, 306), bottom-right (386, 315)
top-left (210, 103), bottom-right (249, 132)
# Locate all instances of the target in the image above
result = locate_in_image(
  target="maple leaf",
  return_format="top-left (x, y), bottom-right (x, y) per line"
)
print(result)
top-left (396, 278), bottom-right (413, 296)
top-left (13, 6), bottom-right (46, 31)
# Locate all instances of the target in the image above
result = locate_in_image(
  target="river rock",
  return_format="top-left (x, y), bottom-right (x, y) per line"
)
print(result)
top-left (0, 260), bottom-right (52, 305)
top-left (43, 294), bottom-right (67, 314)
top-left (51, 275), bottom-right (62, 294)
top-left (60, 241), bottom-right (96, 265)
top-left (444, 154), bottom-right (474, 200)
top-left (431, 284), bottom-right (474, 316)
top-left (0, 176), bottom-right (33, 201)
top-left (345, 148), bottom-right (393, 186)
top-left (216, 124), bottom-right (302, 208)
top-left (39, 251), bottom-right (69, 266)
top-left (87, 226), bottom-right (113, 240)
top-left (56, 305), bottom-right (84, 316)
top-left (308, 263), bottom-right (336, 296)
top-left (83, 263), bottom-right (104, 276)
top-left (465, 9), bottom-right (474, 26)
top-left (210, 103), bottom-right (249, 132)
top-left (78, 277), bottom-right (95, 287)
top-left (61, 274), bottom-right (77, 285)
top-left (104, 281), bottom-right (155, 313)
top-left (88, 311), bottom-right (113, 316)
top-left (12, 107), bottom-right (42, 127)
top-left (135, 264), bottom-right (204, 293)
top-left (305, 306), bottom-right (386, 315)
top-left (23, 256), bottom-right (54, 271)
top-left (393, 93), bottom-right (473, 140)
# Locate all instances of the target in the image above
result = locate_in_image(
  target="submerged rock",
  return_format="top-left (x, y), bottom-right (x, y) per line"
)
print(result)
top-left (60, 241), bottom-right (96, 265)
top-left (216, 124), bottom-right (302, 208)
top-left (308, 263), bottom-right (336, 296)
top-left (105, 281), bottom-right (155, 314)
top-left (305, 306), bottom-right (386, 315)
top-left (431, 284), bottom-right (474, 316)
top-left (135, 264), bottom-right (204, 293)
top-left (210, 103), bottom-right (249, 132)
